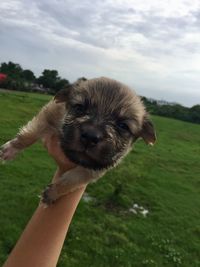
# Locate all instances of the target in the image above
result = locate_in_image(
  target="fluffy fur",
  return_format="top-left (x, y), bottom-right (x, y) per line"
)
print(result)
top-left (0, 77), bottom-right (156, 204)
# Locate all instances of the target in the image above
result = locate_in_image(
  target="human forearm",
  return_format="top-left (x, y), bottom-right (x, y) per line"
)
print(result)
top-left (3, 170), bottom-right (86, 267)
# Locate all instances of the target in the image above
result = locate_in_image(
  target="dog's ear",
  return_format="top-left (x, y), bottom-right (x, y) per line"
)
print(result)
top-left (140, 115), bottom-right (156, 145)
top-left (54, 85), bottom-right (72, 103)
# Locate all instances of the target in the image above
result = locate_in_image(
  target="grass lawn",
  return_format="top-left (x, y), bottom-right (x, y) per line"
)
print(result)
top-left (0, 90), bottom-right (200, 267)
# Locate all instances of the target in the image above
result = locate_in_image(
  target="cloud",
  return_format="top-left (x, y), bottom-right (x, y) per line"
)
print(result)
top-left (0, 0), bottom-right (200, 106)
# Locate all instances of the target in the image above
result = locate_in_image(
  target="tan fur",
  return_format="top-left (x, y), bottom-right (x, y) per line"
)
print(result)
top-left (0, 77), bottom-right (156, 205)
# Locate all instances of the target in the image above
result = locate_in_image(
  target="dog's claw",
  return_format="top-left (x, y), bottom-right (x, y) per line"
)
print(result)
top-left (41, 184), bottom-right (58, 205)
top-left (0, 141), bottom-right (19, 161)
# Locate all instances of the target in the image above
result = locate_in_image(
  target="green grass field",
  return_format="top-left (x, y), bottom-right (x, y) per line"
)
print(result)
top-left (0, 90), bottom-right (200, 267)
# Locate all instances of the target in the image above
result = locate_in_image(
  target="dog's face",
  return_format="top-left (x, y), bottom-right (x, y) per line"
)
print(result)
top-left (55, 77), bottom-right (156, 170)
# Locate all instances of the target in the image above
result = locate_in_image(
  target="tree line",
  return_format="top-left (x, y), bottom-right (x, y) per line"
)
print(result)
top-left (0, 61), bottom-right (70, 94)
top-left (0, 61), bottom-right (199, 124)
top-left (142, 97), bottom-right (200, 124)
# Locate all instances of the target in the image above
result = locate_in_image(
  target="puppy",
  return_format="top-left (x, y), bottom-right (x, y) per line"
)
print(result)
top-left (0, 77), bottom-right (156, 205)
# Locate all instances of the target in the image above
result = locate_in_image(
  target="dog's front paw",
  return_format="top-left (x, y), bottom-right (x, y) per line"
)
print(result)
top-left (0, 141), bottom-right (19, 161)
top-left (41, 184), bottom-right (58, 205)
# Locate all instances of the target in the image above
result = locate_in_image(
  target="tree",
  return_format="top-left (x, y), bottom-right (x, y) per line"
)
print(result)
top-left (37, 70), bottom-right (59, 89)
top-left (190, 105), bottom-right (200, 123)
top-left (0, 62), bottom-right (24, 90)
top-left (0, 61), bottom-right (23, 79)
top-left (22, 69), bottom-right (36, 82)
top-left (53, 78), bottom-right (70, 93)
top-left (37, 69), bottom-right (69, 94)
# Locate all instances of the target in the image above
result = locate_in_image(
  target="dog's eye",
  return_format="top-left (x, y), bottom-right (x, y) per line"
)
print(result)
top-left (72, 104), bottom-right (85, 115)
top-left (117, 122), bottom-right (129, 131)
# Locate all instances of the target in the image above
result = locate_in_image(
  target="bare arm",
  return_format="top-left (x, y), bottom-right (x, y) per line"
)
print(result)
top-left (3, 136), bottom-right (85, 267)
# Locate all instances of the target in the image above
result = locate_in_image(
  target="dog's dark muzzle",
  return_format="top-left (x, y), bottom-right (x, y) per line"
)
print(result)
top-left (80, 124), bottom-right (104, 148)
top-left (60, 122), bottom-right (118, 170)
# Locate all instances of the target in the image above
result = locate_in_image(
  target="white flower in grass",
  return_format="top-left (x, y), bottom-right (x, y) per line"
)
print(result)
top-left (129, 208), bottom-right (137, 214)
top-left (140, 209), bottom-right (149, 217)
top-left (133, 203), bottom-right (139, 209)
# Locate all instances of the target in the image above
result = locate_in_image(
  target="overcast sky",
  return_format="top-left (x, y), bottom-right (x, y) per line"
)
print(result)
top-left (0, 0), bottom-right (200, 106)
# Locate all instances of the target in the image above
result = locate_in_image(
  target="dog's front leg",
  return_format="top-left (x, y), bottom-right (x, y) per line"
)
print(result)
top-left (41, 167), bottom-right (103, 205)
top-left (0, 101), bottom-right (64, 161)
top-left (0, 119), bottom-right (41, 161)
top-left (0, 127), bottom-right (39, 161)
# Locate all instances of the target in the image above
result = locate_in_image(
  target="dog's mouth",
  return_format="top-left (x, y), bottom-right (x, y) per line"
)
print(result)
top-left (61, 148), bottom-right (114, 170)
top-left (60, 129), bottom-right (118, 170)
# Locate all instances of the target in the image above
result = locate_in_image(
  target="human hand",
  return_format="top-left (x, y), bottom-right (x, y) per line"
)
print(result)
top-left (43, 135), bottom-right (76, 181)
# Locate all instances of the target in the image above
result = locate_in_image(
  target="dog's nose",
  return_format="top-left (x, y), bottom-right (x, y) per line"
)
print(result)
top-left (81, 128), bottom-right (103, 146)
